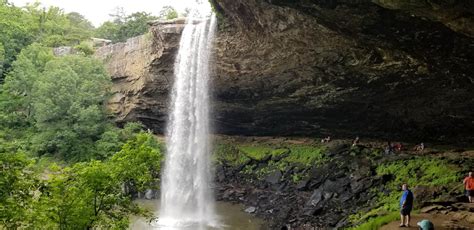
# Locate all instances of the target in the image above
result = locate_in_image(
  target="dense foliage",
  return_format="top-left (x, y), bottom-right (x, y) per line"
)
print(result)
top-left (0, 1), bottom-right (94, 79)
top-left (0, 41), bottom-right (163, 227)
top-left (0, 2), bottom-right (170, 228)
top-left (95, 11), bottom-right (159, 43)
top-left (1, 43), bottom-right (113, 161)
top-left (0, 133), bottom-right (162, 229)
top-left (94, 6), bottom-right (183, 43)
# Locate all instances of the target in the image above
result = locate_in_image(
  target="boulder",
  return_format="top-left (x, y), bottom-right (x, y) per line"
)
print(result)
top-left (144, 189), bottom-right (155, 200)
top-left (326, 143), bottom-right (350, 157)
top-left (413, 185), bottom-right (445, 207)
top-left (306, 189), bottom-right (323, 207)
top-left (420, 205), bottom-right (445, 213)
top-left (53, 46), bottom-right (77, 56)
top-left (323, 177), bottom-right (350, 194)
top-left (296, 178), bottom-right (310, 191)
top-left (307, 167), bottom-right (329, 189)
top-left (442, 220), bottom-right (471, 229)
top-left (244, 206), bottom-right (256, 213)
top-left (265, 170), bottom-right (282, 184)
top-left (351, 177), bottom-right (374, 194)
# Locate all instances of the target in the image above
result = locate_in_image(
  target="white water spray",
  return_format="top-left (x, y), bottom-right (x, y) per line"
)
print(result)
top-left (158, 1), bottom-right (217, 229)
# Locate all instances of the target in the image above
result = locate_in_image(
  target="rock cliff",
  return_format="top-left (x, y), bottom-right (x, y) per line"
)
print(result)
top-left (95, 20), bottom-right (185, 131)
top-left (95, 0), bottom-right (474, 142)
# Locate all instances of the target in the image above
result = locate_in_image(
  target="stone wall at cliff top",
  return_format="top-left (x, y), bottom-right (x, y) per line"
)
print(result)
top-left (95, 1), bottom-right (474, 142)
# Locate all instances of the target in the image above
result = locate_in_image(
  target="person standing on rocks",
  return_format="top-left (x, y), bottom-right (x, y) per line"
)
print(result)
top-left (399, 183), bottom-right (414, 227)
top-left (463, 171), bottom-right (474, 203)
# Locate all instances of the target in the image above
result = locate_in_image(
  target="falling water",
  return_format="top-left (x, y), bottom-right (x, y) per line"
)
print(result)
top-left (158, 1), bottom-right (217, 229)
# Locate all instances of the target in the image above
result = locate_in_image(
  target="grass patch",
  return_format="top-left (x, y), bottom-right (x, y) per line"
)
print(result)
top-left (350, 211), bottom-right (399, 230)
top-left (283, 145), bottom-right (325, 166)
top-left (214, 142), bottom-right (326, 182)
top-left (376, 157), bottom-right (459, 187)
top-left (213, 144), bottom-right (250, 166)
top-left (375, 157), bottom-right (460, 211)
top-left (238, 145), bottom-right (274, 160)
top-left (237, 144), bottom-right (325, 166)
top-left (215, 142), bottom-right (326, 168)
top-left (351, 157), bottom-right (461, 228)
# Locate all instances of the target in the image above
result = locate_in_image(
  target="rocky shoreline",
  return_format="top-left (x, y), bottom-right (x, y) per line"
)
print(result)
top-left (127, 136), bottom-right (473, 229)
top-left (212, 138), bottom-right (474, 229)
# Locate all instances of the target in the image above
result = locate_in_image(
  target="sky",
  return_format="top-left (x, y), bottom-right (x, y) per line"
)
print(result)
top-left (9, 0), bottom-right (191, 26)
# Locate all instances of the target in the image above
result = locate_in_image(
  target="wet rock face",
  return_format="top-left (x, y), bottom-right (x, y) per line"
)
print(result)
top-left (97, 1), bottom-right (474, 142)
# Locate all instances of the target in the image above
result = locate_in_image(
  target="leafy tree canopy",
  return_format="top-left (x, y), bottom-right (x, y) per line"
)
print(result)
top-left (0, 132), bottom-right (162, 229)
top-left (95, 11), bottom-right (158, 43)
top-left (30, 55), bottom-right (111, 160)
top-left (0, 1), bottom-right (94, 78)
top-left (159, 6), bottom-right (178, 20)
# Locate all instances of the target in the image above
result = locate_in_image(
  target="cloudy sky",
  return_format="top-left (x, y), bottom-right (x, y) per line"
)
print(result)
top-left (9, 0), bottom-right (191, 26)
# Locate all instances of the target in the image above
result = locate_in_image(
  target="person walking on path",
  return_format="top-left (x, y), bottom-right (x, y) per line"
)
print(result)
top-left (400, 184), bottom-right (414, 227)
top-left (463, 171), bottom-right (474, 203)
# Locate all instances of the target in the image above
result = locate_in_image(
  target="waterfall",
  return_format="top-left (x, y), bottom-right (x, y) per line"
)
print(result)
top-left (158, 1), bottom-right (217, 229)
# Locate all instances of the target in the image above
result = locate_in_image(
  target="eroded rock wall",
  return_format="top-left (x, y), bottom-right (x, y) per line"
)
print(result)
top-left (95, 22), bottom-right (184, 131)
top-left (96, 1), bottom-right (474, 142)
top-left (212, 0), bottom-right (474, 142)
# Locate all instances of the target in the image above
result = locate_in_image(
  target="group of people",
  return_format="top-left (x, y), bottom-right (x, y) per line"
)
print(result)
top-left (319, 136), bottom-right (424, 155)
top-left (320, 136), bottom-right (331, 143)
top-left (385, 142), bottom-right (403, 154)
top-left (399, 171), bottom-right (474, 229)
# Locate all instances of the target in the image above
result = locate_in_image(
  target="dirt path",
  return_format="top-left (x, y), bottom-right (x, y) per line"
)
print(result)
top-left (380, 213), bottom-right (474, 230)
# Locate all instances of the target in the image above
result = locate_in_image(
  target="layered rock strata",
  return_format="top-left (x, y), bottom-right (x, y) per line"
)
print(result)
top-left (96, 1), bottom-right (474, 142)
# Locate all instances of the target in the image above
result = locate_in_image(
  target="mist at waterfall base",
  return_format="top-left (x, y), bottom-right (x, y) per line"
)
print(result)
top-left (155, 1), bottom-right (218, 229)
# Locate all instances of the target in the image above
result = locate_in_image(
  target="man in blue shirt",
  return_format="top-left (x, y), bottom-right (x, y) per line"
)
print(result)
top-left (400, 183), bottom-right (414, 227)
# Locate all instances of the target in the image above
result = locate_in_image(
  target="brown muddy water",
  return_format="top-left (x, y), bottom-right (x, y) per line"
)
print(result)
top-left (130, 199), bottom-right (267, 230)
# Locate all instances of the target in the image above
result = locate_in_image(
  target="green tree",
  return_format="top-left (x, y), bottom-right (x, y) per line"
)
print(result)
top-left (95, 122), bottom-right (144, 159)
top-left (94, 21), bottom-right (120, 41)
top-left (0, 129), bottom-right (160, 229)
top-left (159, 6), bottom-right (178, 20)
top-left (0, 152), bottom-right (38, 229)
top-left (109, 6), bottom-right (126, 24)
top-left (35, 161), bottom-right (128, 229)
top-left (2, 43), bottom-right (54, 117)
top-left (0, 43), bottom-right (5, 76)
top-left (110, 132), bottom-right (163, 192)
top-left (67, 12), bottom-right (94, 31)
top-left (74, 41), bottom-right (95, 56)
top-left (29, 56), bottom-right (111, 160)
top-left (0, 2), bottom-right (94, 79)
top-left (24, 4), bottom-right (93, 47)
top-left (95, 11), bottom-right (157, 43)
top-left (33, 133), bottom-right (161, 229)
top-left (0, 1), bottom-right (36, 77)
top-left (118, 12), bottom-right (157, 41)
